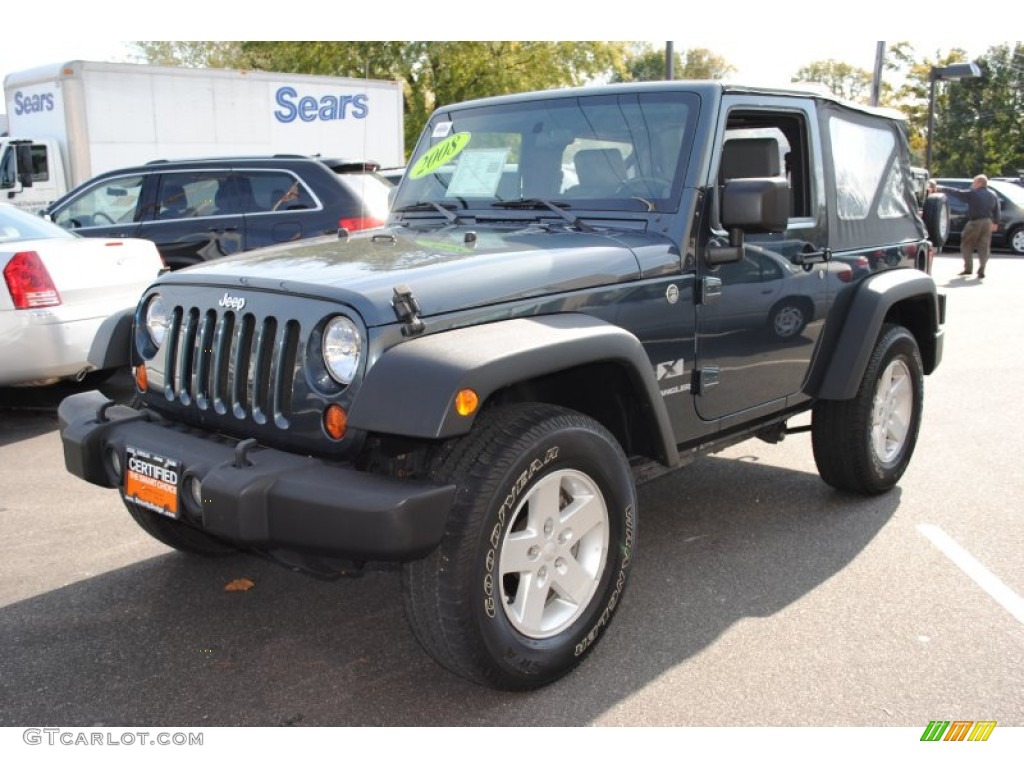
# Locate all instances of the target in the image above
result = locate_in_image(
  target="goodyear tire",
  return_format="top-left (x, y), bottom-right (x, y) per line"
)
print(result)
top-left (122, 494), bottom-right (238, 556)
top-left (922, 193), bottom-right (949, 250)
top-left (811, 324), bottom-right (924, 494)
top-left (402, 403), bottom-right (637, 690)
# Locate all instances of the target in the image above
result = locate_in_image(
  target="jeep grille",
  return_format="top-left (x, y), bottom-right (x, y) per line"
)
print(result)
top-left (161, 305), bottom-right (301, 428)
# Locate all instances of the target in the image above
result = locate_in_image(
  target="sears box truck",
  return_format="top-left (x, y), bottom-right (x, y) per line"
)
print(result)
top-left (1, 61), bottom-right (405, 212)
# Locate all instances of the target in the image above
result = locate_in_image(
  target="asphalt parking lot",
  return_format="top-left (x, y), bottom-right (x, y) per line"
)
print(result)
top-left (0, 251), bottom-right (1021, 727)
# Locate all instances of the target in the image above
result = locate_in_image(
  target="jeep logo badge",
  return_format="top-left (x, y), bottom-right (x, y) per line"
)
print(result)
top-left (218, 293), bottom-right (246, 311)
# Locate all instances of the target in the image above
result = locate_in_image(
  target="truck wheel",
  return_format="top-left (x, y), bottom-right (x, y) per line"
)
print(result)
top-left (402, 403), bottom-right (637, 690)
top-left (922, 193), bottom-right (949, 249)
top-left (123, 496), bottom-right (238, 556)
top-left (811, 325), bottom-right (924, 494)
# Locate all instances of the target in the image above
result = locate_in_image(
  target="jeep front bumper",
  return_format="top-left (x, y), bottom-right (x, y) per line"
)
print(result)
top-left (59, 391), bottom-right (455, 562)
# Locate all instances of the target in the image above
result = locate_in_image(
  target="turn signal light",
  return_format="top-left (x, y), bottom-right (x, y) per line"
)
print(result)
top-left (134, 364), bottom-right (148, 391)
top-left (324, 404), bottom-right (348, 440)
top-left (454, 389), bottom-right (479, 417)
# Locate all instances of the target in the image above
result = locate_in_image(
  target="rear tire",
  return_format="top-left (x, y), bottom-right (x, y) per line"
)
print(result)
top-left (812, 325), bottom-right (924, 494)
top-left (402, 403), bottom-right (637, 690)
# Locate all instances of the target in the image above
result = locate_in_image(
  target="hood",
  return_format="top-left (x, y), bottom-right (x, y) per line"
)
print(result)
top-left (160, 224), bottom-right (648, 326)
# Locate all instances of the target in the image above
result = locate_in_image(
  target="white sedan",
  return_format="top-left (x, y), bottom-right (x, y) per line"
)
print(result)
top-left (1, 203), bottom-right (164, 387)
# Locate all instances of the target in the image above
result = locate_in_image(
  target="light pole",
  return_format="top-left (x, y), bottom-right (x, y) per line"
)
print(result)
top-left (925, 62), bottom-right (981, 172)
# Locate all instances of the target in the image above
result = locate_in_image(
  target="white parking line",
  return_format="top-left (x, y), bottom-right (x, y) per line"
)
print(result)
top-left (917, 523), bottom-right (1024, 624)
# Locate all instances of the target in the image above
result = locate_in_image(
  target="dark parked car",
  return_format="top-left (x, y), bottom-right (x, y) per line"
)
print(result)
top-left (934, 177), bottom-right (1024, 255)
top-left (42, 156), bottom-right (392, 269)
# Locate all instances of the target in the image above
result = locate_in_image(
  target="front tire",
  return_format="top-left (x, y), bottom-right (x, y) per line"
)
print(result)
top-left (811, 325), bottom-right (924, 494)
top-left (402, 403), bottom-right (637, 690)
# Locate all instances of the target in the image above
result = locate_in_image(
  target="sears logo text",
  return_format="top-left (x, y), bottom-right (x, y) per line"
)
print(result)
top-left (274, 87), bottom-right (368, 123)
top-left (13, 91), bottom-right (55, 116)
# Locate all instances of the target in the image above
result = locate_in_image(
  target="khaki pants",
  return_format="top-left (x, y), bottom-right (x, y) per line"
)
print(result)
top-left (960, 219), bottom-right (994, 273)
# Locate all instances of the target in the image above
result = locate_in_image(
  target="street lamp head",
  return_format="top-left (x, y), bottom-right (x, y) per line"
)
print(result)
top-left (930, 62), bottom-right (982, 81)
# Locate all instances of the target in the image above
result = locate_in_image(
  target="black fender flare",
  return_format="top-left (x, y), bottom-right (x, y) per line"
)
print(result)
top-left (347, 314), bottom-right (679, 466)
top-left (86, 308), bottom-right (134, 370)
top-left (813, 270), bottom-right (943, 401)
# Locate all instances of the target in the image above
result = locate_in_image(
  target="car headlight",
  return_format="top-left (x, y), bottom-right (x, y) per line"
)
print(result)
top-left (322, 316), bottom-right (362, 385)
top-left (143, 294), bottom-right (169, 350)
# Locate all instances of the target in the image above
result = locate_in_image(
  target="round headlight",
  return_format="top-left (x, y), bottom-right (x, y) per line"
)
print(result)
top-left (144, 294), bottom-right (169, 349)
top-left (323, 316), bottom-right (362, 385)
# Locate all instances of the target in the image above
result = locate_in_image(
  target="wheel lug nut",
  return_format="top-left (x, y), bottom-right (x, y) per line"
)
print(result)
top-left (544, 519), bottom-right (554, 536)
top-left (527, 546), bottom-right (540, 560)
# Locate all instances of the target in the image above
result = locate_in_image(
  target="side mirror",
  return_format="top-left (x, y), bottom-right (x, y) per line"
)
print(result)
top-left (15, 144), bottom-right (34, 188)
top-left (707, 178), bottom-right (790, 266)
top-left (721, 177), bottom-right (789, 232)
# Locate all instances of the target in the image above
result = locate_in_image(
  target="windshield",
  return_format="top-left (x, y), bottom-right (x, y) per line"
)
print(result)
top-left (395, 91), bottom-right (699, 214)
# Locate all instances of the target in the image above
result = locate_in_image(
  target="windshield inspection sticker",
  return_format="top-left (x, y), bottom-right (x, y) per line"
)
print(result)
top-left (432, 121), bottom-right (454, 138)
top-left (410, 132), bottom-right (472, 179)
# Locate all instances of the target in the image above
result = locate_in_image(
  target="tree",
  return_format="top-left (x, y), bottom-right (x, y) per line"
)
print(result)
top-left (792, 60), bottom-right (873, 102)
top-left (131, 42), bottom-right (245, 69)
top-left (936, 43), bottom-right (1024, 177)
top-left (612, 44), bottom-right (734, 82)
top-left (891, 43), bottom-right (1024, 176)
top-left (681, 48), bottom-right (735, 80)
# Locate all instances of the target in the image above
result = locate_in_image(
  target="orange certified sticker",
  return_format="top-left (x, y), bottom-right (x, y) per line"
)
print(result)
top-left (124, 447), bottom-right (180, 518)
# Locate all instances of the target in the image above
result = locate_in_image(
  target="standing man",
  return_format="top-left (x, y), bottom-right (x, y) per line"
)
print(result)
top-left (937, 175), bottom-right (1001, 280)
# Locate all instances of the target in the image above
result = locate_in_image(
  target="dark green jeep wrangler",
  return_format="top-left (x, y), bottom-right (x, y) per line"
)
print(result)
top-left (60, 82), bottom-right (945, 690)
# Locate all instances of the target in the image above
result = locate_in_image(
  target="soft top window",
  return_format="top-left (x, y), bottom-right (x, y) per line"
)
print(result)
top-left (830, 116), bottom-right (901, 220)
top-left (821, 103), bottom-right (925, 249)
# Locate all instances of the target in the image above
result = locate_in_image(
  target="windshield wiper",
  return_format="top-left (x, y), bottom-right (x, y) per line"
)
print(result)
top-left (491, 199), bottom-right (594, 232)
top-left (394, 201), bottom-right (464, 224)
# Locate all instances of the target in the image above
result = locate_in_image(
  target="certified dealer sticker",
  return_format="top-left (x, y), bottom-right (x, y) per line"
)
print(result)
top-left (125, 446), bottom-right (181, 518)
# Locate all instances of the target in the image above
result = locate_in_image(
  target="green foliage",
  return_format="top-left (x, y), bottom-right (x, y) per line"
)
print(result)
top-left (884, 43), bottom-right (1023, 176)
top-left (130, 42), bottom-right (245, 69)
top-left (792, 60), bottom-right (874, 102)
top-left (612, 44), bottom-right (734, 82)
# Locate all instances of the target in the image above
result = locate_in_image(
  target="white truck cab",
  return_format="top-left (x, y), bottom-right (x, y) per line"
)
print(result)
top-left (0, 136), bottom-right (67, 212)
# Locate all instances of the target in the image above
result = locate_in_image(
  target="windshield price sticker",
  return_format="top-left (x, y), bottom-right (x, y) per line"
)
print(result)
top-left (432, 121), bottom-right (454, 138)
top-left (125, 446), bottom-right (181, 519)
top-left (448, 149), bottom-right (508, 197)
top-left (409, 132), bottom-right (472, 179)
